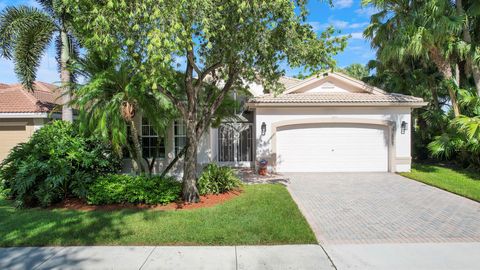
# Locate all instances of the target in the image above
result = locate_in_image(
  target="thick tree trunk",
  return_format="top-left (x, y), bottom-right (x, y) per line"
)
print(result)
top-left (429, 48), bottom-right (461, 116)
top-left (182, 120), bottom-right (200, 202)
top-left (60, 29), bottom-right (74, 122)
top-left (129, 120), bottom-right (149, 174)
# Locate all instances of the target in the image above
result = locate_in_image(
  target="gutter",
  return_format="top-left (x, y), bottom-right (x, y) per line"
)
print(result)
top-left (246, 102), bottom-right (429, 109)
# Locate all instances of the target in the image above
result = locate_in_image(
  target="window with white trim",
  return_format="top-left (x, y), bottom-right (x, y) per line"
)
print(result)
top-left (141, 118), bottom-right (165, 158)
top-left (174, 119), bottom-right (187, 155)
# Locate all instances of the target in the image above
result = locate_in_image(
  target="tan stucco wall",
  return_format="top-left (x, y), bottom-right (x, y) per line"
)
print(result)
top-left (0, 118), bottom-right (41, 162)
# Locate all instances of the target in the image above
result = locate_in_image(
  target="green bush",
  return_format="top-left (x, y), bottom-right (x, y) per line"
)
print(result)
top-left (198, 163), bottom-right (242, 195)
top-left (87, 174), bottom-right (181, 205)
top-left (0, 121), bottom-right (121, 207)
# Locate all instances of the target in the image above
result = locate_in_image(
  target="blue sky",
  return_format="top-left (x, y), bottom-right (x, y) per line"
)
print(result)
top-left (0, 0), bottom-right (376, 83)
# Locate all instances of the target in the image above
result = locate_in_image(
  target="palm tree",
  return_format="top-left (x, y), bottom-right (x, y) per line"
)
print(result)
top-left (0, 0), bottom-right (77, 121)
top-left (363, 0), bottom-right (465, 116)
top-left (71, 52), bottom-right (176, 174)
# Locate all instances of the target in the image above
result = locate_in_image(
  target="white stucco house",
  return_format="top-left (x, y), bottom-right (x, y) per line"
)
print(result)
top-left (127, 72), bottom-right (427, 174)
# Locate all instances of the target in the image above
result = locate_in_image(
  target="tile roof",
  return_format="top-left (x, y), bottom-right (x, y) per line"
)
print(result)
top-left (0, 82), bottom-right (61, 113)
top-left (249, 92), bottom-right (425, 105)
top-left (279, 76), bottom-right (303, 89)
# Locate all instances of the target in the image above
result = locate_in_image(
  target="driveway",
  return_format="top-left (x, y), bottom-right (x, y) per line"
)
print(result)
top-left (286, 172), bottom-right (480, 269)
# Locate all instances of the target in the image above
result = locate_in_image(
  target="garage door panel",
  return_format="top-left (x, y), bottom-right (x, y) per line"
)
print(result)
top-left (276, 123), bottom-right (388, 172)
top-left (0, 126), bottom-right (29, 161)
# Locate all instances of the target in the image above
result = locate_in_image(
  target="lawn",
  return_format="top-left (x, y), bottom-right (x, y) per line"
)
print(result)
top-left (0, 184), bottom-right (316, 246)
top-left (400, 164), bottom-right (480, 202)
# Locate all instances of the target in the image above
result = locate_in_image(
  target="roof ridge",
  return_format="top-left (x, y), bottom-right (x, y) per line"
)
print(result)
top-left (281, 76), bottom-right (302, 82)
top-left (19, 87), bottom-right (41, 107)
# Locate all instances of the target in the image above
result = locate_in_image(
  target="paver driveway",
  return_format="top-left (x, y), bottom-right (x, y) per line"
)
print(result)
top-left (285, 172), bottom-right (480, 245)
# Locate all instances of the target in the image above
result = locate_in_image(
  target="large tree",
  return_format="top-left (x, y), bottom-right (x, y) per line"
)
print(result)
top-left (0, 0), bottom-right (76, 121)
top-left (66, 0), bottom-right (346, 202)
top-left (363, 0), bottom-right (466, 116)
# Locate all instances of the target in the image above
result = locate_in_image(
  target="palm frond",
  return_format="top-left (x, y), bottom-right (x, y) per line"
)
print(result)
top-left (0, 6), bottom-right (55, 90)
top-left (0, 6), bottom-right (55, 59)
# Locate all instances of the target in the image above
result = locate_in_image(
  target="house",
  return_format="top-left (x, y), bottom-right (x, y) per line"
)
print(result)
top-left (126, 72), bottom-right (426, 174)
top-left (0, 82), bottom-right (61, 161)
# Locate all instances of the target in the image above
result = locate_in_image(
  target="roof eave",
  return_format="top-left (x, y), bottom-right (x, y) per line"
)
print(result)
top-left (247, 101), bottom-right (428, 109)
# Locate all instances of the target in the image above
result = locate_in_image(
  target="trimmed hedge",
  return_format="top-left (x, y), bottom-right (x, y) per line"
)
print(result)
top-left (87, 174), bottom-right (181, 205)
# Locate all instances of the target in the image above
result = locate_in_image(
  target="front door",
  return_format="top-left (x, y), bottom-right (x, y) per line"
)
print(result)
top-left (218, 123), bottom-right (253, 165)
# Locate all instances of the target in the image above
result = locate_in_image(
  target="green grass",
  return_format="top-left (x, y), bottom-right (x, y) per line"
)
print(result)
top-left (0, 184), bottom-right (316, 247)
top-left (400, 164), bottom-right (480, 202)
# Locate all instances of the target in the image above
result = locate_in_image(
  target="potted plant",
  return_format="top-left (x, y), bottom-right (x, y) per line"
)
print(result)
top-left (258, 159), bottom-right (268, 176)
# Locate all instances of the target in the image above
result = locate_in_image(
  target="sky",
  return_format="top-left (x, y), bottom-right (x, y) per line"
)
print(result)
top-left (0, 0), bottom-right (377, 84)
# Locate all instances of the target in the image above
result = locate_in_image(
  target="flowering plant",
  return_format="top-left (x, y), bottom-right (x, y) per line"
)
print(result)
top-left (258, 159), bottom-right (268, 167)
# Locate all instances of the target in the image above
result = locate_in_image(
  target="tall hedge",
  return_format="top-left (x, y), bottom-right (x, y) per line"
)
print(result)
top-left (0, 120), bottom-right (121, 207)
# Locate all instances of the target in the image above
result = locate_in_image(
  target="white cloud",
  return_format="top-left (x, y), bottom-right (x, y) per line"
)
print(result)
top-left (349, 32), bottom-right (365, 40)
top-left (332, 0), bottom-right (354, 9)
top-left (355, 6), bottom-right (379, 17)
top-left (27, 0), bottom-right (43, 8)
top-left (36, 53), bottom-right (60, 83)
top-left (308, 20), bottom-right (368, 31)
top-left (337, 32), bottom-right (365, 40)
top-left (0, 52), bottom-right (59, 84)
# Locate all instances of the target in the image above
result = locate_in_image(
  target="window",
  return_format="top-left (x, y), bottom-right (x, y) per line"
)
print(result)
top-left (174, 119), bottom-right (187, 155)
top-left (141, 118), bottom-right (165, 158)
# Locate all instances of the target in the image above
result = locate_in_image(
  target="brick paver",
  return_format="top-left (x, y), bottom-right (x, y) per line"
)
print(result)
top-left (286, 173), bottom-right (480, 245)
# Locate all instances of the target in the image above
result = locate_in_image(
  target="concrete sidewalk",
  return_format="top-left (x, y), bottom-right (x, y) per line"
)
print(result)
top-left (324, 242), bottom-right (480, 270)
top-left (0, 245), bottom-right (335, 270)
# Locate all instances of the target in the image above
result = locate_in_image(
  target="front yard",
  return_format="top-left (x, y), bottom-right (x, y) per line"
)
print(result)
top-left (400, 164), bottom-right (480, 202)
top-left (0, 184), bottom-right (316, 247)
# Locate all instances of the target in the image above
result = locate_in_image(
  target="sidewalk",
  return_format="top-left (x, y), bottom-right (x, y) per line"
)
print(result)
top-left (0, 245), bottom-right (335, 270)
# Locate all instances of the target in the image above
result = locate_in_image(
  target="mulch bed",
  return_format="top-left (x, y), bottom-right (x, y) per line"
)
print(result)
top-left (51, 189), bottom-right (243, 211)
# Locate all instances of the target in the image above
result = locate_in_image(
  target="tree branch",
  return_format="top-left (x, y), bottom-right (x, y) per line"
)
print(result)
top-left (187, 49), bottom-right (201, 76)
top-left (197, 66), bottom-right (238, 134)
top-left (195, 62), bottom-right (222, 88)
top-left (156, 85), bottom-right (186, 117)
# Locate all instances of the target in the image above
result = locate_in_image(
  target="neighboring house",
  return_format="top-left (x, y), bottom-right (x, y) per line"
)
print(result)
top-left (0, 82), bottom-right (61, 161)
top-left (127, 72), bottom-right (426, 174)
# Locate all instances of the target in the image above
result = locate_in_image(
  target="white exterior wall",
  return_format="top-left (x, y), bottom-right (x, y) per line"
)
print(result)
top-left (122, 116), bottom-right (214, 178)
top-left (254, 106), bottom-right (412, 172)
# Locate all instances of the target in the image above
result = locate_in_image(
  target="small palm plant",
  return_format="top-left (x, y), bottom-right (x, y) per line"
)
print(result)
top-left (428, 89), bottom-right (480, 168)
top-left (0, 0), bottom-right (78, 121)
top-left (71, 52), bottom-right (176, 174)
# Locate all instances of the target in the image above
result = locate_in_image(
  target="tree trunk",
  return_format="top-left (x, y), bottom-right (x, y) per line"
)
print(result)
top-left (431, 86), bottom-right (440, 110)
top-left (472, 66), bottom-right (480, 96)
top-left (182, 120), bottom-right (200, 202)
top-left (60, 29), bottom-right (74, 122)
top-left (129, 120), bottom-right (149, 174)
top-left (429, 48), bottom-right (461, 116)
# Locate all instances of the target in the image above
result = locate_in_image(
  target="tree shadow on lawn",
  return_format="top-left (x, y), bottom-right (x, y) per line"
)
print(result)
top-left (0, 202), bottom-right (143, 247)
top-left (414, 162), bottom-right (480, 181)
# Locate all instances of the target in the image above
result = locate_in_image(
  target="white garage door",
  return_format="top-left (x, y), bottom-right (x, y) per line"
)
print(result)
top-left (276, 123), bottom-right (388, 172)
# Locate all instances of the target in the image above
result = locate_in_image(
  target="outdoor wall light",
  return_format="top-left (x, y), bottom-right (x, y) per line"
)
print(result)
top-left (401, 121), bottom-right (408, 134)
top-left (261, 122), bottom-right (267, 136)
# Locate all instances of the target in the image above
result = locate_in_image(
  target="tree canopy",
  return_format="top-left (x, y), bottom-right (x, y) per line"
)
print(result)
top-left (65, 0), bottom-right (347, 201)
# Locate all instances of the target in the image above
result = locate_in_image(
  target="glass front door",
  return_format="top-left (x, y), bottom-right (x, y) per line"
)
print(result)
top-left (218, 123), bottom-right (253, 162)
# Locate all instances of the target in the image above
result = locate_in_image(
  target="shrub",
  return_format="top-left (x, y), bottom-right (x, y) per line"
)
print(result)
top-left (198, 163), bottom-right (242, 195)
top-left (87, 174), bottom-right (181, 205)
top-left (0, 121), bottom-right (121, 207)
